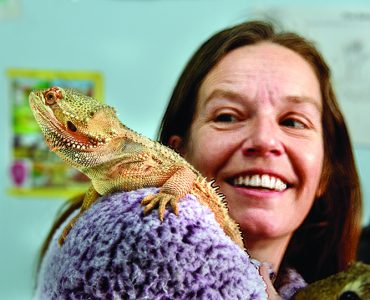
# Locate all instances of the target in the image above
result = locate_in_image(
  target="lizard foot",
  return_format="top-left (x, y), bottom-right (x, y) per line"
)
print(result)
top-left (58, 214), bottom-right (80, 246)
top-left (141, 192), bottom-right (180, 221)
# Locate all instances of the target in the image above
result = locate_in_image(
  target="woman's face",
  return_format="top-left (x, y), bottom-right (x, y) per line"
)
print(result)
top-left (172, 42), bottom-right (324, 242)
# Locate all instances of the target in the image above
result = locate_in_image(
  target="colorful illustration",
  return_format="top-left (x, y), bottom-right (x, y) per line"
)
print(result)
top-left (8, 68), bottom-right (104, 196)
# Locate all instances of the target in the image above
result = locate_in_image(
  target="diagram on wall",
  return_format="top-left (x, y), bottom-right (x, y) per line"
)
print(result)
top-left (7, 69), bottom-right (104, 197)
top-left (252, 6), bottom-right (370, 147)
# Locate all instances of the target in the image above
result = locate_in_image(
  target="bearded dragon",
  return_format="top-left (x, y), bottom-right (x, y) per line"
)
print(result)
top-left (295, 262), bottom-right (370, 300)
top-left (29, 86), bottom-right (244, 248)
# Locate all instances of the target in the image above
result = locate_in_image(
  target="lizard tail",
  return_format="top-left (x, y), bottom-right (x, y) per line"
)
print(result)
top-left (191, 177), bottom-right (244, 250)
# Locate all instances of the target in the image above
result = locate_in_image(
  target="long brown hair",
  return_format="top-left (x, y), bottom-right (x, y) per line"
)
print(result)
top-left (38, 193), bottom-right (84, 271)
top-left (158, 20), bottom-right (362, 283)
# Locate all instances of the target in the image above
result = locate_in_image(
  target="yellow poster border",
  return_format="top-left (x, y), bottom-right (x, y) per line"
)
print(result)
top-left (6, 68), bottom-right (104, 100)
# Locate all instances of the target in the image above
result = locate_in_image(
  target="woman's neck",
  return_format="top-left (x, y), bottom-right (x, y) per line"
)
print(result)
top-left (243, 234), bottom-right (292, 274)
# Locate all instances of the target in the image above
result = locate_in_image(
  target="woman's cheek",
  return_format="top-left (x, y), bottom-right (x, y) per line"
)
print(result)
top-left (185, 127), bottom-right (229, 176)
top-left (299, 143), bottom-right (324, 187)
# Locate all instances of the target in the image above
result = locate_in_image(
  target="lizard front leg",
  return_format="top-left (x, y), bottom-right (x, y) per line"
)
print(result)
top-left (141, 167), bottom-right (197, 221)
top-left (58, 185), bottom-right (100, 245)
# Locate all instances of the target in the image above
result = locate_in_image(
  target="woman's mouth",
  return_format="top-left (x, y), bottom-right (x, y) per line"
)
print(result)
top-left (230, 174), bottom-right (289, 192)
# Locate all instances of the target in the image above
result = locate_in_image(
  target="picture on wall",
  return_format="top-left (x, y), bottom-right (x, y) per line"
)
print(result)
top-left (7, 68), bottom-right (104, 197)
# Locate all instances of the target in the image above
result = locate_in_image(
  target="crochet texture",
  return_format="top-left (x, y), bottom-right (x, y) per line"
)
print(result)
top-left (36, 188), bottom-right (267, 300)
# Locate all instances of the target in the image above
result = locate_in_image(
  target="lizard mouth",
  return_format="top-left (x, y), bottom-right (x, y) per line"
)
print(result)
top-left (45, 123), bottom-right (105, 151)
top-left (30, 95), bottom-right (106, 152)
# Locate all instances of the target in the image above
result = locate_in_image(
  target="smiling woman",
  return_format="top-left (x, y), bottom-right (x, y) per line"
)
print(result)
top-left (35, 20), bottom-right (362, 300)
top-left (159, 20), bottom-right (362, 298)
top-left (175, 42), bottom-right (325, 253)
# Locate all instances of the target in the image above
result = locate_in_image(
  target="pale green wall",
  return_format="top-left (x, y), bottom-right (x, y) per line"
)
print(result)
top-left (1, 1), bottom-right (370, 299)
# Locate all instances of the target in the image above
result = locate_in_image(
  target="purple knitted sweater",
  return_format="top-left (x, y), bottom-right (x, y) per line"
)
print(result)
top-left (35, 188), bottom-right (305, 299)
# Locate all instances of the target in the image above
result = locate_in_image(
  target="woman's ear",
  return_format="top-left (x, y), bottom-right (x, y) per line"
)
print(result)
top-left (168, 135), bottom-right (185, 156)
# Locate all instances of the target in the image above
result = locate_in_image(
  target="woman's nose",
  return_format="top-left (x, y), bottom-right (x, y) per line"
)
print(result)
top-left (241, 118), bottom-right (284, 157)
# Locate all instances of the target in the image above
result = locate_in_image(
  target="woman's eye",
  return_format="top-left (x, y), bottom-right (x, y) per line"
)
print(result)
top-left (214, 113), bottom-right (238, 123)
top-left (281, 118), bottom-right (307, 129)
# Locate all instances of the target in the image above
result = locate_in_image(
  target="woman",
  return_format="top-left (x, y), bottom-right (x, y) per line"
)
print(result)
top-left (38, 20), bottom-right (362, 299)
top-left (158, 20), bottom-right (362, 292)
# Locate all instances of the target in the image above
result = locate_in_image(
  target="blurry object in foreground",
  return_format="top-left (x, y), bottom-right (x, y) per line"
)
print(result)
top-left (294, 262), bottom-right (370, 300)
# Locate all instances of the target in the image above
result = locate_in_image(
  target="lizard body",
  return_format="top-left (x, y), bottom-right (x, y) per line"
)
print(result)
top-left (29, 86), bottom-right (243, 248)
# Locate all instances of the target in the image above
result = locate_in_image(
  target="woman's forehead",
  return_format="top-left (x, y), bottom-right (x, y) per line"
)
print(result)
top-left (197, 43), bottom-right (322, 111)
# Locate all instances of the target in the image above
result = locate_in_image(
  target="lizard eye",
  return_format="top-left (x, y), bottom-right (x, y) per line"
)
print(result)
top-left (339, 291), bottom-right (361, 300)
top-left (44, 91), bottom-right (58, 105)
top-left (67, 121), bottom-right (77, 132)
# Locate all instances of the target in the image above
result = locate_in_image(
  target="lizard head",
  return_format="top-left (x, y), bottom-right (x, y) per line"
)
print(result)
top-left (29, 86), bottom-right (124, 168)
top-left (294, 262), bottom-right (370, 300)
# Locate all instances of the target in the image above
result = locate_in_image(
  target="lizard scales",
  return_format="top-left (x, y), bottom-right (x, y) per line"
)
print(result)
top-left (29, 86), bottom-right (244, 249)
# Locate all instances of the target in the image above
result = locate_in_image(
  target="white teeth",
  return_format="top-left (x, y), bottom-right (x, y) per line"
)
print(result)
top-left (269, 176), bottom-right (276, 189)
top-left (261, 174), bottom-right (270, 187)
top-left (233, 174), bottom-right (287, 191)
top-left (250, 175), bottom-right (260, 187)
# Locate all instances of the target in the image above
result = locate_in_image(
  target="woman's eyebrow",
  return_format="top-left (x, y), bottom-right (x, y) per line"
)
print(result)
top-left (204, 89), bottom-right (248, 104)
top-left (204, 90), bottom-right (322, 113)
top-left (285, 96), bottom-right (322, 113)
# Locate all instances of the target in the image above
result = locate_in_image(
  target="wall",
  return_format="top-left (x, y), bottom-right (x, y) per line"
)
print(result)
top-left (1, 1), bottom-right (369, 299)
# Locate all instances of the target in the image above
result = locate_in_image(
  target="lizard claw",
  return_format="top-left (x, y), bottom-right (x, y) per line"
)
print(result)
top-left (141, 194), bottom-right (160, 215)
top-left (170, 198), bottom-right (179, 216)
top-left (141, 192), bottom-right (180, 221)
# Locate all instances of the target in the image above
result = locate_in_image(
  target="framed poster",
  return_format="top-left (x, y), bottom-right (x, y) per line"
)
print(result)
top-left (7, 68), bottom-right (104, 197)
